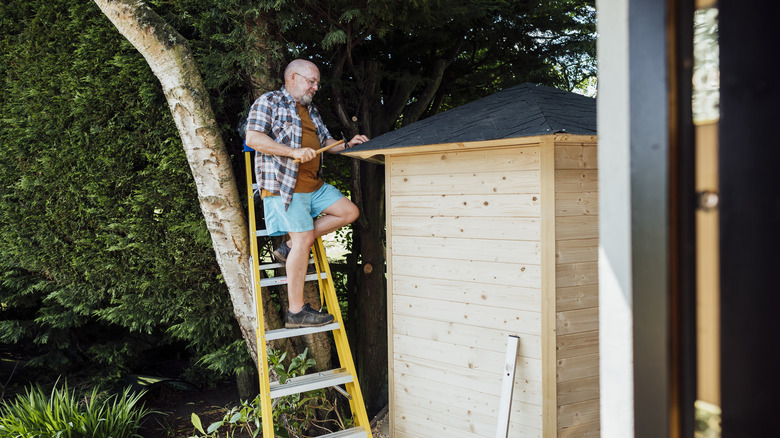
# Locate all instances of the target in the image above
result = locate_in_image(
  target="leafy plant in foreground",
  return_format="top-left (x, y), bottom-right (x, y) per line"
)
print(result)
top-left (191, 348), bottom-right (350, 437)
top-left (0, 381), bottom-right (153, 438)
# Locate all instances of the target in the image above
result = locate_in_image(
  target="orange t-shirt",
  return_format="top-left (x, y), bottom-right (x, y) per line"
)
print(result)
top-left (293, 104), bottom-right (324, 193)
top-left (261, 104), bottom-right (324, 198)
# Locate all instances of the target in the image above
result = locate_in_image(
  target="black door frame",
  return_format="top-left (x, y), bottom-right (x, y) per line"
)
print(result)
top-left (719, 1), bottom-right (780, 435)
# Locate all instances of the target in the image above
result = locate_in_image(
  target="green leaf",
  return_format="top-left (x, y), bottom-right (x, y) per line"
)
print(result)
top-left (206, 420), bottom-right (224, 434)
top-left (322, 30), bottom-right (347, 49)
top-left (191, 413), bottom-right (205, 434)
top-left (338, 9), bottom-right (361, 22)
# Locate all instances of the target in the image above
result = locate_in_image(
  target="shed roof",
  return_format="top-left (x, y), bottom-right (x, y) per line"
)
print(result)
top-left (344, 82), bottom-right (596, 155)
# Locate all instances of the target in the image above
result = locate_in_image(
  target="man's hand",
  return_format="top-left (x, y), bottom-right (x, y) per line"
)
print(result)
top-left (246, 130), bottom-right (319, 163)
top-left (292, 147), bottom-right (317, 163)
top-left (347, 134), bottom-right (369, 148)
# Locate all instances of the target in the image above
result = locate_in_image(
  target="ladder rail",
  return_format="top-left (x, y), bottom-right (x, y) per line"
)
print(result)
top-left (244, 151), bottom-right (275, 435)
top-left (245, 146), bottom-right (372, 438)
top-left (313, 239), bottom-right (372, 431)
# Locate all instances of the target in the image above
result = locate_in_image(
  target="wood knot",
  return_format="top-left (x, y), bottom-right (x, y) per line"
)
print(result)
top-left (363, 263), bottom-right (373, 274)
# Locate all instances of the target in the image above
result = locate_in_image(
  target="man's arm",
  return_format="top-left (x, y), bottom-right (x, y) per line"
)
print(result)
top-left (324, 134), bottom-right (370, 153)
top-left (245, 130), bottom-right (317, 163)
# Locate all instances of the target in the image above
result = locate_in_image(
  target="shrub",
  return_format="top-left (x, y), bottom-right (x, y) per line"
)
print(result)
top-left (191, 348), bottom-right (350, 438)
top-left (0, 381), bottom-right (153, 438)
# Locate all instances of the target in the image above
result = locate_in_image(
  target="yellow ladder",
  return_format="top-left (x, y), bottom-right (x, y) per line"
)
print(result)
top-left (243, 147), bottom-right (373, 438)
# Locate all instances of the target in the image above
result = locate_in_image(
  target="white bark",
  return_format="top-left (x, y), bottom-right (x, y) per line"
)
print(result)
top-left (93, 0), bottom-right (259, 363)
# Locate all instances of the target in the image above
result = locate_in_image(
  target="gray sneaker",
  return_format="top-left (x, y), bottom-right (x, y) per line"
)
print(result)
top-left (273, 241), bottom-right (291, 262)
top-left (285, 303), bottom-right (335, 328)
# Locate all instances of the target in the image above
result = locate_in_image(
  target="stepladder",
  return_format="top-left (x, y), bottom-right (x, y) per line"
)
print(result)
top-left (243, 146), bottom-right (373, 438)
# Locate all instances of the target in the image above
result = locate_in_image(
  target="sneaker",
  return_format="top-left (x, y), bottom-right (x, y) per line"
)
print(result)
top-left (273, 241), bottom-right (291, 262)
top-left (285, 303), bottom-right (335, 328)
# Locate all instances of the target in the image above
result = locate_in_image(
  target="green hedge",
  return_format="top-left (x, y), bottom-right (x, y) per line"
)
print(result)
top-left (0, 0), bottom-right (261, 385)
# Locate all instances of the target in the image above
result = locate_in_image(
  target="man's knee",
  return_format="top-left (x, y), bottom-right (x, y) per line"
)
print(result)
top-left (325, 197), bottom-right (359, 225)
top-left (345, 202), bottom-right (359, 224)
top-left (290, 230), bottom-right (315, 249)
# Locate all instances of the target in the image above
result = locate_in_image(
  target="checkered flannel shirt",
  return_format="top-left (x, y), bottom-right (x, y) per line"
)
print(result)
top-left (246, 87), bottom-right (332, 210)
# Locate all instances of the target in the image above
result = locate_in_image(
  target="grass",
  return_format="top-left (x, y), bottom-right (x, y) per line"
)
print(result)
top-left (0, 381), bottom-right (154, 438)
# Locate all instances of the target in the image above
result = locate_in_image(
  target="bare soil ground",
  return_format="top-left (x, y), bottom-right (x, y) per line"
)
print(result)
top-left (139, 381), bottom-right (242, 437)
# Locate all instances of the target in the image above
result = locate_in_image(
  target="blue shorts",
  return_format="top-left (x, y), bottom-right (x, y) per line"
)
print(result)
top-left (262, 183), bottom-right (344, 236)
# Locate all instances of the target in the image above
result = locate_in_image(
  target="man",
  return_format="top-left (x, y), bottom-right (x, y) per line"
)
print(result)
top-left (245, 59), bottom-right (368, 328)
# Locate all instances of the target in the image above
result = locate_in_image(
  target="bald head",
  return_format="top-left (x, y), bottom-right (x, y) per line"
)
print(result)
top-left (284, 59), bottom-right (321, 105)
top-left (284, 59), bottom-right (318, 82)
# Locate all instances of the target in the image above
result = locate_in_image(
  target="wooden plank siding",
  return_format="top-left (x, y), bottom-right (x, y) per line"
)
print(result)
top-left (392, 215), bottom-right (540, 241)
top-left (554, 142), bottom-right (600, 437)
top-left (392, 277), bottom-right (542, 313)
top-left (391, 193), bottom-right (541, 218)
top-left (392, 314), bottom-right (543, 359)
top-left (390, 171), bottom-right (541, 196)
top-left (393, 295), bottom-right (542, 338)
top-left (385, 159), bottom-right (397, 437)
top-left (388, 145), bottom-right (545, 437)
top-left (540, 137), bottom-right (559, 436)
top-left (392, 147), bottom-right (541, 176)
top-left (392, 236), bottom-right (541, 265)
top-left (385, 136), bottom-right (599, 437)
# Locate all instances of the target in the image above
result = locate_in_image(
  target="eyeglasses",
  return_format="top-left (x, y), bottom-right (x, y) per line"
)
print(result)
top-left (294, 73), bottom-right (320, 88)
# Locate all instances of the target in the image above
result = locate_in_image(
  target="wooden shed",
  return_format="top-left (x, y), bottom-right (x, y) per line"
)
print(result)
top-left (343, 83), bottom-right (599, 438)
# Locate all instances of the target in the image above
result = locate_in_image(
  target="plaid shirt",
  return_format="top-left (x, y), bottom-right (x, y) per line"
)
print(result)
top-left (246, 87), bottom-right (332, 209)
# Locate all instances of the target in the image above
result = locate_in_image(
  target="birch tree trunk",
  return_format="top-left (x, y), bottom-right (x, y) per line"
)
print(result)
top-left (93, 0), bottom-right (260, 363)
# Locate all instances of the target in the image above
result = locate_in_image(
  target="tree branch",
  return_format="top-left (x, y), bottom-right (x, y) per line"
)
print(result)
top-left (402, 35), bottom-right (466, 125)
top-left (330, 47), bottom-right (354, 131)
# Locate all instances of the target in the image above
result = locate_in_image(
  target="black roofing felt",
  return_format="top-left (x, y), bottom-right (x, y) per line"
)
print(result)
top-left (345, 83), bottom-right (596, 154)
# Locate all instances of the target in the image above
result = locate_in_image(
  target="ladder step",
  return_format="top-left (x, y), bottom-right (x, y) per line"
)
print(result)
top-left (257, 258), bottom-right (315, 271)
top-left (256, 229), bottom-right (269, 237)
top-left (257, 261), bottom-right (285, 270)
top-left (314, 427), bottom-right (369, 438)
top-left (270, 368), bottom-right (353, 399)
top-left (260, 272), bottom-right (326, 287)
top-left (265, 322), bottom-right (340, 341)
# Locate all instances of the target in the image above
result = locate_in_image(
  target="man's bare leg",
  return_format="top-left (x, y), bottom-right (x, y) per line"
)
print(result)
top-left (285, 230), bottom-right (315, 313)
top-left (284, 197), bottom-right (359, 313)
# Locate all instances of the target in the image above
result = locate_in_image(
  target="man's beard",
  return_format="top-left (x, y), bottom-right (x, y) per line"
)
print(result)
top-left (299, 92), bottom-right (314, 106)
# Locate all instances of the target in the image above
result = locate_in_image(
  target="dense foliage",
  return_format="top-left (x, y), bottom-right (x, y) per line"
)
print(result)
top-left (260, 0), bottom-right (597, 135)
top-left (0, 0), bottom-right (260, 385)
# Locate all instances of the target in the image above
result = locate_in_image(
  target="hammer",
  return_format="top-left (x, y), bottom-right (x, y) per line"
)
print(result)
top-left (292, 139), bottom-right (345, 164)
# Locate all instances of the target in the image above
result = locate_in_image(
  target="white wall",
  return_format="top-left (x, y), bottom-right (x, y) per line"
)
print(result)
top-left (597, 0), bottom-right (672, 437)
top-left (596, 1), bottom-right (634, 436)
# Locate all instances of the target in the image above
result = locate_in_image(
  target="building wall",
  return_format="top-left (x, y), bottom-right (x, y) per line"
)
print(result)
top-left (553, 140), bottom-right (600, 437)
top-left (387, 145), bottom-right (546, 437)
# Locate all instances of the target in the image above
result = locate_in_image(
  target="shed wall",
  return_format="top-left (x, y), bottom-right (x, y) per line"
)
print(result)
top-left (388, 146), bottom-right (545, 437)
top-left (554, 142), bottom-right (600, 437)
